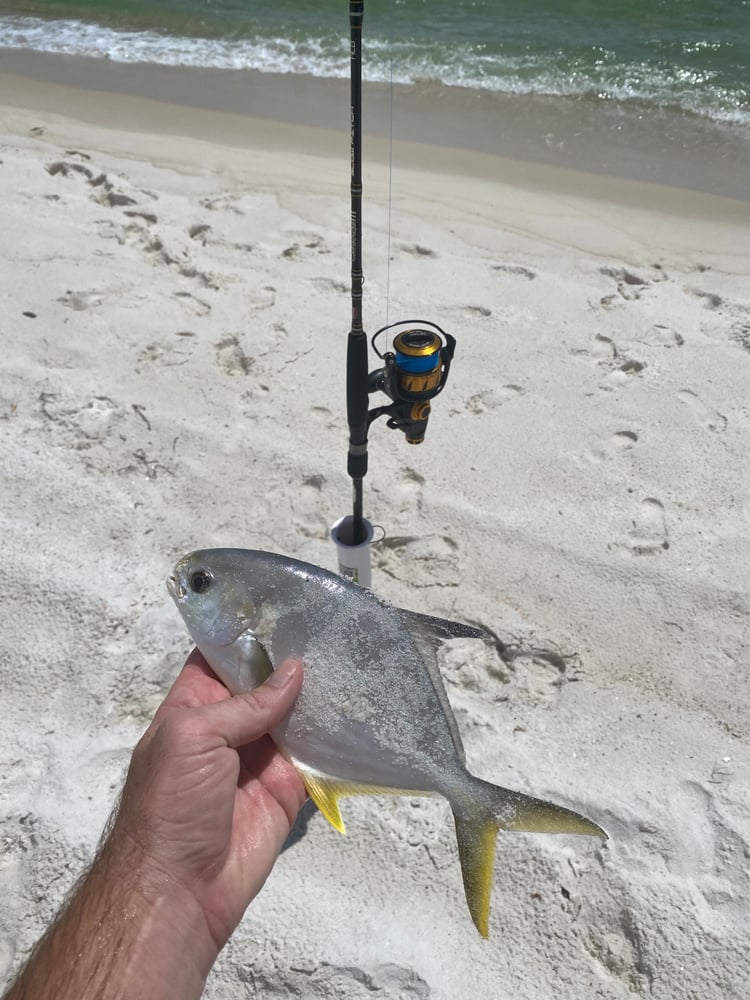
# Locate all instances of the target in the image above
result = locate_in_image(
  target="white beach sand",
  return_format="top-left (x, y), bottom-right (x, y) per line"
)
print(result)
top-left (1, 61), bottom-right (749, 999)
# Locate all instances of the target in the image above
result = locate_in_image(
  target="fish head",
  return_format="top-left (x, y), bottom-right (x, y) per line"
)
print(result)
top-left (167, 549), bottom-right (262, 647)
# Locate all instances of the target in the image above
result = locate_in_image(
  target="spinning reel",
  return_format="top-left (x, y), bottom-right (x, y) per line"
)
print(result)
top-left (367, 321), bottom-right (456, 444)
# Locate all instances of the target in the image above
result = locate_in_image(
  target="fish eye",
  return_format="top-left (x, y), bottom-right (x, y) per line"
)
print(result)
top-left (189, 570), bottom-right (212, 594)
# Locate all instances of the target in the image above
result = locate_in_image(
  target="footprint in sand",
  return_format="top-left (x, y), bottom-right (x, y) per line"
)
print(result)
top-left (374, 534), bottom-right (460, 588)
top-left (465, 384), bottom-right (524, 414)
top-left (625, 497), bottom-right (669, 556)
top-left (86, 171), bottom-right (141, 208)
top-left (506, 646), bottom-right (578, 706)
top-left (38, 392), bottom-right (126, 449)
top-left (614, 430), bottom-right (639, 446)
top-left (246, 285), bottom-right (276, 310)
top-left (687, 287), bottom-right (723, 310)
top-left (248, 961), bottom-right (429, 1000)
top-left (599, 263), bottom-right (666, 306)
top-left (174, 260), bottom-right (221, 291)
top-left (58, 289), bottom-right (104, 311)
top-left (47, 159), bottom-right (158, 210)
top-left (440, 639), bottom-right (510, 700)
top-left (137, 334), bottom-right (195, 369)
top-left (290, 473), bottom-right (328, 538)
top-left (492, 263), bottom-right (536, 280)
top-left (281, 233), bottom-right (328, 259)
top-left (581, 429), bottom-right (638, 465)
top-left (583, 894), bottom-right (653, 992)
top-left (188, 223), bottom-right (211, 244)
top-left (592, 333), bottom-right (617, 361)
top-left (47, 160), bottom-right (93, 180)
top-left (400, 243), bottom-right (437, 258)
top-left (116, 227), bottom-right (214, 295)
top-left (647, 324), bottom-right (685, 348)
top-left (173, 290), bottom-right (211, 316)
top-left (199, 194), bottom-right (243, 215)
top-left (617, 358), bottom-right (646, 374)
top-left (678, 389), bottom-right (727, 433)
top-left (390, 466), bottom-right (425, 513)
top-left (589, 334), bottom-right (646, 378)
top-left (73, 396), bottom-right (123, 442)
top-left (124, 209), bottom-right (158, 225)
top-left (309, 277), bottom-right (348, 295)
top-left (601, 265), bottom-right (648, 288)
top-left (730, 323), bottom-right (750, 353)
top-left (215, 336), bottom-right (253, 376)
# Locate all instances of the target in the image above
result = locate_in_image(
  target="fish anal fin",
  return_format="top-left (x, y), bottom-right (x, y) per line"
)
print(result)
top-left (298, 770), bottom-right (347, 834)
top-left (295, 765), bottom-right (433, 837)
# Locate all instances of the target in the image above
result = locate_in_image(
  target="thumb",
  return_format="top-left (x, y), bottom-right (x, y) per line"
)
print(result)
top-left (198, 658), bottom-right (303, 749)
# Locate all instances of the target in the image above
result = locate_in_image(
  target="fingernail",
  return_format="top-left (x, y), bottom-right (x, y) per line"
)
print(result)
top-left (267, 659), bottom-right (298, 688)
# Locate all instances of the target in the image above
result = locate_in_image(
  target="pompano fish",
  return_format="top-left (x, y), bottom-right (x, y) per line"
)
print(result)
top-left (167, 548), bottom-right (605, 936)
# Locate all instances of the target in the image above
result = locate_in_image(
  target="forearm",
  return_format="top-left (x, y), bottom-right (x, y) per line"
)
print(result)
top-left (4, 832), bottom-right (219, 1000)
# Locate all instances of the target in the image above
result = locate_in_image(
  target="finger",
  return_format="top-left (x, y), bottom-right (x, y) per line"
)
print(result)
top-left (237, 737), bottom-right (307, 825)
top-left (197, 658), bottom-right (303, 749)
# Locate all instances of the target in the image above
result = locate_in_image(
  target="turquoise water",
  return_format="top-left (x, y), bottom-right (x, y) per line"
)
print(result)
top-left (1, 0), bottom-right (748, 125)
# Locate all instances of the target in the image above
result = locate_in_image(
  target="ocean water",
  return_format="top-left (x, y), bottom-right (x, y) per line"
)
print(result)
top-left (1, 0), bottom-right (748, 127)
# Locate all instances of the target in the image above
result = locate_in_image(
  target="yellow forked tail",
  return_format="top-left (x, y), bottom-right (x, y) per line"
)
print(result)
top-left (452, 778), bottom-right (607, 937)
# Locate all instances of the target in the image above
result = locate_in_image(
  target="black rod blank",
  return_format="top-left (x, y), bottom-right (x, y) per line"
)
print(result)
top-left (345, 0), bottom-right (369, 546)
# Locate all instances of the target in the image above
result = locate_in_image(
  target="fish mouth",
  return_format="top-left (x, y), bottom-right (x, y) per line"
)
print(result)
top-left (167, 571), bottom-right (187, 601)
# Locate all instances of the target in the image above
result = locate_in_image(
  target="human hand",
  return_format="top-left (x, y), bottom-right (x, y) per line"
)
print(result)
top-left (107, 648), bottom-right (306, 953)
top-left (2, 651), bottom-right (306, 1000)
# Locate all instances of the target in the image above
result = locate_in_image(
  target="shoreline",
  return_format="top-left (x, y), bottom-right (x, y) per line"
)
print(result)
top-left (2, 48), bottom-right (749, 202)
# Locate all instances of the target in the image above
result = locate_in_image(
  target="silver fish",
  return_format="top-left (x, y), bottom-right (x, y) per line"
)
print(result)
top-left (167, 548), bottom-right (605, 936)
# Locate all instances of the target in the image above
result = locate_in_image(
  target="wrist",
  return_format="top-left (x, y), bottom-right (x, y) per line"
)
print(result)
top-left (95, 830), bottom-right (222, 990)
top-left (4, 830), bottom-right (221, 1000)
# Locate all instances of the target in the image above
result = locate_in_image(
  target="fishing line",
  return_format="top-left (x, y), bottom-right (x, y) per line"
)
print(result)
top-left (384, 0), bottom-right (395, 328)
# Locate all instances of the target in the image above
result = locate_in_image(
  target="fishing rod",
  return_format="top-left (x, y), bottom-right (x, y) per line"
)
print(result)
top-left (345, 0), bottom-right (369, 549)
top-left (334, 0), bottom-right (456, 581)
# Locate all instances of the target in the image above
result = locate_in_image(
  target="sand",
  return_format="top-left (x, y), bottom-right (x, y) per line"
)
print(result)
top-left (1, 55), bottom-right (749, 999)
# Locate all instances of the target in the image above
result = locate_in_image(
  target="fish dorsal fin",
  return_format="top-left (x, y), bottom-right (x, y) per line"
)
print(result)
top-left (399, 609), bottom-right (486, 766)
top-left (295, 764), bottom-right (433, 836)
top-left (400, 609), bottom-right (488, 648)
